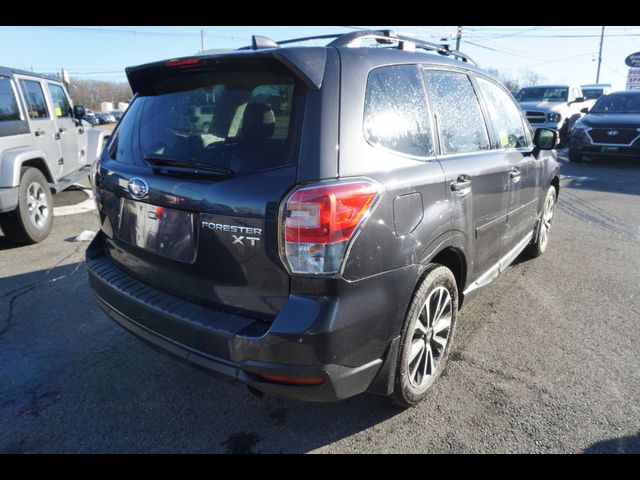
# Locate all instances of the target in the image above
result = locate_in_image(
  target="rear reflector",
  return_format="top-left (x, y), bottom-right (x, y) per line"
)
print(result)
top-left (165, 57), bottom-right (202, 68)
top-left (280, 180), bottom-right (382, 275)
top-left (259, 374), bottom-right (325, 386)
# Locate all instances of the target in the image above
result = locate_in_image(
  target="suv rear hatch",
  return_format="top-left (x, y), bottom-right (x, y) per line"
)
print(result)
top-left (95, 56), bottom-right (307, 319)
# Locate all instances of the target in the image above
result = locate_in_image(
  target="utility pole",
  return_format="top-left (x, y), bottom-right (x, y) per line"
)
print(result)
top-left (455, 26), bottom-right (462, 51)
top-left (201, 30), bottom-right (206, 52)
top-left (596, 26), bottom-right (605, 83)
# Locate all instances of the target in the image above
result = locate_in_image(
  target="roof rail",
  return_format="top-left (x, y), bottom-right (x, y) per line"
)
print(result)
top-left (237, 30), bottom-right (476, 65)
top-left (327, 30), bottom-right (476, 65)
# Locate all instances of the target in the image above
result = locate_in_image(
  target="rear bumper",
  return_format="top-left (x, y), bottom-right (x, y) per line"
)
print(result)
top-left (87, 231), bottom-right (416, 402)
top-left (0, 187), bottom-right (18, 213)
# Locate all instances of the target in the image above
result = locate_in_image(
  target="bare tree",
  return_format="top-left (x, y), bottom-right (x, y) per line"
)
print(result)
top-left (68, 78), bottom-right (132, 111)
top-left (485, 67), bottom-right (548, 94)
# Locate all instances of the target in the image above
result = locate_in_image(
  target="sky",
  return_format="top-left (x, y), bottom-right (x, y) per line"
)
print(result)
top-left (1, 25), bottom-right (639, 91)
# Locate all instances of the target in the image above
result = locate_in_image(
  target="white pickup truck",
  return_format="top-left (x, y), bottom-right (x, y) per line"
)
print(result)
top-left (0, 66), bottom-right (108, 244)
top-left (515, 84), bottom-right (596, 145)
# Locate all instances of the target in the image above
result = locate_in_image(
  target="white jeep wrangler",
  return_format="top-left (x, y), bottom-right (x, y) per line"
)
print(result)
top-left (0, 66), bottom-right (108, 243)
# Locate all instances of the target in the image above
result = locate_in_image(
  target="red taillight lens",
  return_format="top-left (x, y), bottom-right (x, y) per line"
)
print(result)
top-left (259, 374), bottom-right (325, 386)
top-left (165, 57), bottom-right (202, 68)
top-left (284, 182), bottom-right (378, 244)
top-left (281, 180), bottom-right (381, 275)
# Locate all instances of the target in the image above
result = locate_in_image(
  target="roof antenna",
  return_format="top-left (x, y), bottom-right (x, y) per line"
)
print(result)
top-left (251, 35), bottom-right (279, 50)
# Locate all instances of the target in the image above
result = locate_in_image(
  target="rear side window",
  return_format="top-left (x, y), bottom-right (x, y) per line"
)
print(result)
top-left (423, 70), bottom-right (490, 155)
top-left (363, 65), bottom-right (434, 157)
top-left (0, 77), bottom-right (20, 122)
top-left (109, 63), bottom-right (300, 176)
top-left (47, 83), bottom-right (73, 118)
top-left (476, 77), bottom-right (532, 149)
top-left (20, 80), bottom-right (50, 119)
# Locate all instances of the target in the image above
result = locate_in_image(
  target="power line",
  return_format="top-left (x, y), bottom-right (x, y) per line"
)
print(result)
top-left (8, 25), bottom-right (250, 42)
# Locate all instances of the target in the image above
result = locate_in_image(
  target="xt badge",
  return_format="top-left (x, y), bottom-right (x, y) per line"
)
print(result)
top-left (201, 220), bottom-right (262, 247)
top-left (232, 235), bottom-right (260, 246)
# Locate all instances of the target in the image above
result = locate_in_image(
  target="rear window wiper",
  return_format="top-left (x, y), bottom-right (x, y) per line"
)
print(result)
top-left (144, 155), bottom-right (233, 177)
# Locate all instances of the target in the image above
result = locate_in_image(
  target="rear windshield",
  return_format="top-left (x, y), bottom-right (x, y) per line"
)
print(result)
top-left (582, 88), bottom-right (603, 100)
top-left (109, 62), bottom-right (302, 176)
top-left (515, 87), bottom-right (568, 103)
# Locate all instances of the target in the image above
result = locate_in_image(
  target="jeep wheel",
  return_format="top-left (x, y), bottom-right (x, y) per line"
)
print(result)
top-left (391, 264), bottom-right (458, 408)
top-left (527, 185), bottom-right (557, 258)
top-left (0, 167), bottom-right (53, 244)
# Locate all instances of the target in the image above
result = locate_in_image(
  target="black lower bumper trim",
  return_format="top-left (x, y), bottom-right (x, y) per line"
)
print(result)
top-left (87, 231), bottom-right (387, 402)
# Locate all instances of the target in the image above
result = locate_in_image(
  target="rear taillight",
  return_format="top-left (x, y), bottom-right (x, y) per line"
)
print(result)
top-left (280, 180), bottom-right (382, 275)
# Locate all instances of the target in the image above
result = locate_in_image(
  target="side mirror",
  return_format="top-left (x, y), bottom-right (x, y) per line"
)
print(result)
top-left (533, 128), bottom-right (557, 150)
top-left (73, 105), bottom-right (86, 119)
top-left (573, 96), bottom-right (586, 103)
top-left (580, 107), bottom-right (590, 114)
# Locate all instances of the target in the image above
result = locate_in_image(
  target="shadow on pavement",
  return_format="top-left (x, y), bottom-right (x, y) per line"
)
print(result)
top-left (584, 432), bottom-right (640, 453)
top-left (556, 150), bottom-right (640, 197)
top-left (0, 262), bottom-right (404, 453)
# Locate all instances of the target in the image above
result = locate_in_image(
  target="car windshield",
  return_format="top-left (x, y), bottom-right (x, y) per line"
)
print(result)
top-left (582, 88), bottom-right (603, 100)
top-left (108, 64), bottom-right (301, 176)
top-left (515, 87), bottom-right (568, 103)
top-left (590, 94), bottom-right (640, 113)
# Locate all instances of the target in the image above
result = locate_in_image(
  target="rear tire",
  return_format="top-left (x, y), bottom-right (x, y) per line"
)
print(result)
top-left (527, 185), bottom-right (557, 258)
top-left (0, 167), bottom-right (53, 244)
top-left (568, 148), bottom-right (583, 163)
top-left (391, 264), bottom-right (458, 408)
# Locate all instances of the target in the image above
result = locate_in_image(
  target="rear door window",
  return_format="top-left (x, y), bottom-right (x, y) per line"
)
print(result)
top-left (363, 64), bottom-right (434, 157)
top-left (109, 65), bottom-right (301, 176)
top-left (19, 80), bottom-right (50, 119)
top-left (423, 70), bottom-right (490, 155)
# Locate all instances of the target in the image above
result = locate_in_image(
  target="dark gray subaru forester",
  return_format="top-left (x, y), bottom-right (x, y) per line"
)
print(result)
top-left (86, 30), bottom-right (560, 407)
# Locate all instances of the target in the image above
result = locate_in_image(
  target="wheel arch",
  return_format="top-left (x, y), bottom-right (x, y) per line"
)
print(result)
top-left (21, 158), bottom-right (54, 184)
top-left (429, 247), bottom-right (467, 308)
top-left (0, 147), bottom-right (54, 188)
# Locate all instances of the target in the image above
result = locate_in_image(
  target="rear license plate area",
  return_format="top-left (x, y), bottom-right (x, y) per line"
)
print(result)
top-left (116, 198), bottom-right (196, 263)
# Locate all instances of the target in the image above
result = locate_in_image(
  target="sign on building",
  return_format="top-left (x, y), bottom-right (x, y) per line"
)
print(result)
top-left (627, 67), bottom-right (640, 90)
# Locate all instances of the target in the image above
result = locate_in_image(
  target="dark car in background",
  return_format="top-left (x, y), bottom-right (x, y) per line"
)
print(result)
top-left (86, 30), bottom-right (561, 407)
top-left (569, 90), bottom-right (640, 162)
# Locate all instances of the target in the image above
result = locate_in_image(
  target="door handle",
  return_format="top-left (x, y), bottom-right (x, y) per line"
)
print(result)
top-left (509, 168), bottom-right (521, 179)
top-left (34, 129), bottom-right (46, 137)
top-left (451, 175), bottom-right (472, 194)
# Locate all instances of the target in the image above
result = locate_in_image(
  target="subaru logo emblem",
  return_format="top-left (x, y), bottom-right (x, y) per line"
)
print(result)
top-left (127, 178), bottom-right (149, 199)
top-left (607, 130), bottom-right (619, 136)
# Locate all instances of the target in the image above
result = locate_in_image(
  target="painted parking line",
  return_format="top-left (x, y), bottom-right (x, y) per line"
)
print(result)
top-left (560, 175), bottom-right (597, 182)
top-left (53, 186), bottom-right (97, 217)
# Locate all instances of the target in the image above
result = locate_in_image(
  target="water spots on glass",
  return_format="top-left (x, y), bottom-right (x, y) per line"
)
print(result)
top-left (364, 65), bottom-right (434, 157)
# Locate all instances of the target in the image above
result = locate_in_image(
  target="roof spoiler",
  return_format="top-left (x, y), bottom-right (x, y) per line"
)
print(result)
top-left (125, 48), bottom-right (327, 94)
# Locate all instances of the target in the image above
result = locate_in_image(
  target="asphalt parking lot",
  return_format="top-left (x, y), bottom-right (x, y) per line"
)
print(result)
top-left (1, 151), bottom-right (639, 453)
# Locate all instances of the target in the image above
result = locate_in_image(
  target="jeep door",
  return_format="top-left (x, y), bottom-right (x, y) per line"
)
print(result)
top-left (473, 75), bottom-right (539, 260)
top-left (16, 77), bottom-right (62, 180)
top-left (422, 68), bottom-right (511, 286)
top-left (47, 83), bottom-right (84, 176)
